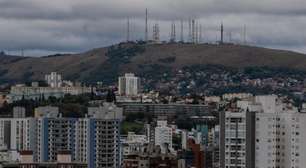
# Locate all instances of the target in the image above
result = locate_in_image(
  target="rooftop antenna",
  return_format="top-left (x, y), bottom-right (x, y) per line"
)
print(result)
top-left (199, 24), bottom-right (202, 43)
top-left (126, 17), bottom-right (130, 42)
top-left (220, 22), bottom-right (224, 44)
top-left (188, 18), bottom-right (192, 42)
top-left (192, 19), bottom-right (195, 43)
top-left (170, 22), bottom-right (176, 42)
top-left (145, 8), bottom-right (148, 42)
top-left (180, 19), bottom-right (184, 42)
top-left (195, 21), bottom-right (199, 44)
top-left (243, 24), bottom-right (247, 45)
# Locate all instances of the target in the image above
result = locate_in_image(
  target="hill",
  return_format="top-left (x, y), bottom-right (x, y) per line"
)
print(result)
top-left (1, 43), bottom-right (306, 85)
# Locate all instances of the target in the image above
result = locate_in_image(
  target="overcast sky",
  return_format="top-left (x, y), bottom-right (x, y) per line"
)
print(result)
top-left (0, 0), bottom-right (306, 56)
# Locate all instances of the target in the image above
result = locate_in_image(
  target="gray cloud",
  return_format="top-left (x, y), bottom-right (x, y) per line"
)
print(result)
top-left (0, 0), bottom-right (305, 56)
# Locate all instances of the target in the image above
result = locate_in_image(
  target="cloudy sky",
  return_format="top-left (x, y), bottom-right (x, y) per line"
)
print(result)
top-left (0, 0), bottom-right (306, 56)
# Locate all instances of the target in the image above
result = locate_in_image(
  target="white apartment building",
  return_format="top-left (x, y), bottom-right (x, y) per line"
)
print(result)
top-left (220, 95), bottom-right (306, 168)
top-left (0, 117), bottom-right (37, 160)
top-left (118, 73), bottom-right (140, 96)
top-left (45, 72), bottom-right (62, 88)
top-left (122, 132), bottom-right (148, 157)
top-left (154, 120), bottom-right (173, 154)
top-left (9, 85), bottom-right (93, 102)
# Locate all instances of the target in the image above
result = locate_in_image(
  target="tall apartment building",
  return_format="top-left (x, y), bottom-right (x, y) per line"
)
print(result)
top-left (36, 117), bottom-right (77, 162)
top-left (220, 95), bottom-right (306, 168)
top-left (154, 120), bottom-right (173, 154)
top-left (118, 73), bottom-right (140, 96)
top-left (45, 72), bottom-right (62, 88)
top-left (0, 118), bottom-right (37, 157)
top-left (76, 103), bottom-right (123, 168)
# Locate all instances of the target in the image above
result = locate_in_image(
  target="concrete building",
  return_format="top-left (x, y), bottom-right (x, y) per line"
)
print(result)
top-left (75, 103), bottom-right (123, 168)
top-left (0, 117), bottom-right (37, 159)
top-left (9, 85), bottom-right (93, 102)
top-left (45, 72), bottom-right (62, 88)
top-left (12, 107), bottom-right (26, 118)
top-left (0, 103), bottom-right (123, 168)
top-left (118, 73), bottom-right (140, 96)
top-left (222, 93), bottom-right (253, 101)
top-left (154, 121), bottom-right (173, 154)
top-left (2, 150), bottom-right (87, 168)
top-left (36, 117), bottom-right (77, 162)
top-left (220, 95), bottom-right (306, 168)
top-left (123, 143), bottom-right (178, 168)
top-left (122, 132), bottom-right (148, 158)
top-left (120, 103), bottom-right (211, 121)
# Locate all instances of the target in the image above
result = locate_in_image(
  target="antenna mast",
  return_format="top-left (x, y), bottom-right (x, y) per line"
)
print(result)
top-left (180, 19), bottom-right (184, 42)
top-left (145, 8), bottom-right (148, 42)
top-left (127, 17), bottom-right (130, 42)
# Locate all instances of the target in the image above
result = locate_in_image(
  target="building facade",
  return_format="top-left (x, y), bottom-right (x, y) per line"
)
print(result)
top-left (154, 121), bottom-right (173, 154)
top-left (220, 95), bottom-right (306, 168)
top-left (0, 103), bottom-right (123, 168)
top-left (45, 72), bottom-right (62, 88)
top-left (118, 73), bottom-right (140, 96)
top-left (9, 85), bottom-right (93, 102)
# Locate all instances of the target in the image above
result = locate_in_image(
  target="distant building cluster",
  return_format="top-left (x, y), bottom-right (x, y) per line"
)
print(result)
top-left (8, 72), bottom-right (93, 102)
top-left (0, 103), bottom-right (122, 168)
top-left (2, 69), bottom-right (306, 168)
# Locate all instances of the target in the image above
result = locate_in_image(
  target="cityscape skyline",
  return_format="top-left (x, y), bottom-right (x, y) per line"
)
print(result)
top-left (1, 1), bottom-right (306, 167)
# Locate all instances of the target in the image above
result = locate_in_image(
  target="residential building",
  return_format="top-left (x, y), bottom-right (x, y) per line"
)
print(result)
top-left (220, 95), bottom-right (306, 168)
top-left (118, 73), bottom-right (140, 96)
top-left (123, 143), bottom-right (178, 168)
top-left (122, 132), bottom-right (148, 158)
top-left (154, 121), bottom-right (173, 154)
top-left (45, 72), bottom-right (62, 88)
top-left (2, 150), bottom-right (87, 168)
top-left (120, 103), bottom-right (211, 121)
top-left (9, 85), bottom-right (93, 102)
top-left (0, 103), bottom-right (123, 168)
top-left (75, 103), bottom-right (123, 168)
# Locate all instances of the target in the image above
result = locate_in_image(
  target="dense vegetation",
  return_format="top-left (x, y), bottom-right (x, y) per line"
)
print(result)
top-left (86, 43), bottom-right (145, 84)
top-left (0, 93), bottom-right (99, 117)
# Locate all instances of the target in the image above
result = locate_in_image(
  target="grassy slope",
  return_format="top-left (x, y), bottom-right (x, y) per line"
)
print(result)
top-left (1, 43), bottom-right (306, 84)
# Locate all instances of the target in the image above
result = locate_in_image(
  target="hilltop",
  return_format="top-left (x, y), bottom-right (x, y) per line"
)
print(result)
top-left (1, 43), bottom-right (306, 85)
